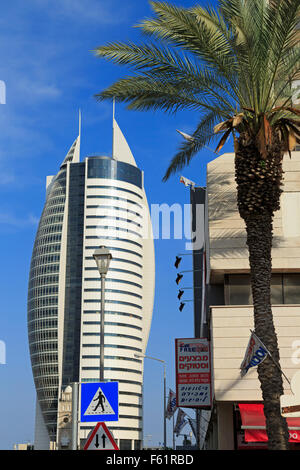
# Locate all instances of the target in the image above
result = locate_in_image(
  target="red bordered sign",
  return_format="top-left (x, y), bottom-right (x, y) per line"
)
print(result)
top-left (175, 338), bottom-right (212, 409)
top-left (84, 422), bottom-right (119, 450)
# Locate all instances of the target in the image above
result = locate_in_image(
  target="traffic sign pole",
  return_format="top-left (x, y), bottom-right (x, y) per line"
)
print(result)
top-left (71, 382), bottom-right (79, 450)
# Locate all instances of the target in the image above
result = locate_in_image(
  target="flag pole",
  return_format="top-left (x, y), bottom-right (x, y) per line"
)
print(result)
top-left (251, 330), bottom-right (291, 386)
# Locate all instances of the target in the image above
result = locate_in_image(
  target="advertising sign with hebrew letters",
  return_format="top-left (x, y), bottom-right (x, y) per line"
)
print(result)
top-left (175, 338), bottom-right (212, 408)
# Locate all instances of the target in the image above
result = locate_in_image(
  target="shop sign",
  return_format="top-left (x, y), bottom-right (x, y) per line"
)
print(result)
top-left (281, 370), bottom-right (300, 418)
top-left (175, 338), bottom-right (212, 408)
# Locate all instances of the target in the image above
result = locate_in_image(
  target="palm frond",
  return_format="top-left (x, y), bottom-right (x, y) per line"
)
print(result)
top-left (136, 1), bottom-right (238, 80)
top-left (260, 0), bottom-right (300, 111)
top-left (94, 0), bottom-right (300, 178)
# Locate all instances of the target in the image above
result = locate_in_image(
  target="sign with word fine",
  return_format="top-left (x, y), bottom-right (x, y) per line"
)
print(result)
top-left (175, 338), bottom-right (212, 408)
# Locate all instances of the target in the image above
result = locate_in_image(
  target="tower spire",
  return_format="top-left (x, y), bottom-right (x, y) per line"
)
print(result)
top-left (112, 98), bottom-right (115, 158)
top-left (76, 108), bottom-right (81, 163)
top-left (79, 108), bottom-right (82, 138)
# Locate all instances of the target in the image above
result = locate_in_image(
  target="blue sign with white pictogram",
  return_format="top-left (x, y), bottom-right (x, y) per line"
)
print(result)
top-left (81, 382), bottom-right (119, 422)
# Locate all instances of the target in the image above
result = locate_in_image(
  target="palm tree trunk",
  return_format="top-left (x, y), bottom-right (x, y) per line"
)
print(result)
top-left (245, 213), bottom-right (289, 450)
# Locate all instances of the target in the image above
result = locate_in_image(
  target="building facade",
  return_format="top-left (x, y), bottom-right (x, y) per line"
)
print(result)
top-left (191, 150), bottom-right (300, 449)
top-left (28, 118), bottom-right (155, 450)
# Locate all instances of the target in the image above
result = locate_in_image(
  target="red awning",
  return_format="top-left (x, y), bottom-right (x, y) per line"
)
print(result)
top-left (239, 404), bottom-right (300, 443)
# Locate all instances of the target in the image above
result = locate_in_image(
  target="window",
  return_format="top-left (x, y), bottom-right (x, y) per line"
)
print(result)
top-left (134, 440), bottom-right (141, 450)
top-left (84, 299), bottom-right (142, 309)
top-left (87, 157), bottom-right (142, 189)
top-left (283, 274), bottom-right (300, 304)
top-left (85, 245), bottom-right (142, 258)
top-left (84, 288), bottom-right (142, 299)
top-left (119, 439), bottom-right (132, 450)
top-left (271, 274), bottom-right (283, 304)
top-left (225, 275), bottom-right (252, 305)
top-left (87, 185), bottom-right (143, 199)
top-left (225, 273), bottom-right (300, 305)
top-left (81, 343), bottom-right (142, 352)
top-left (85, 235), bottom-right (142, 249)
top-left (85, 256), bottom-right (142, 269)
top-left (84, 278), bottom-right (142, 288)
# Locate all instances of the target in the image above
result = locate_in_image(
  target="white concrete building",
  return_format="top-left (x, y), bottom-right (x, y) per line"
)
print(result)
top-left (28, 116), bottom-right (155, 450)
top-left (194, 150), bottom-right (300, 450)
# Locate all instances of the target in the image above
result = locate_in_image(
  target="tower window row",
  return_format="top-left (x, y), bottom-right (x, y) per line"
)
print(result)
top-left (84, 288), bottom-right (142, 299)
top-left (83, 320), bottom-right (142, 331)
top-left (86, 225), bottom-right (142, 239)
top-left (85, 235), bottom-right (142, 249)
top-left (87, 185), bottom-right (143, 200)
top-left (86, 205), bottom-right (142, 218)
top-left (81, 344), bottom-right (142, 353)
top-left (85, 267), bottom-right (142, 279)
top-left (83, 310), bottom-right (142, 320)
top-left (85, 256), bottom-right (142, 269)
top-left (83, 299), bottom-right (142, 309)
top-left (86, 195), bottom-right (143, 210)
top-left (84, 278), bottom-right (142, 288)
top-left (85, 245), bottom-right (142, 258)
top-left (82, 332), bottom-right (142, 341)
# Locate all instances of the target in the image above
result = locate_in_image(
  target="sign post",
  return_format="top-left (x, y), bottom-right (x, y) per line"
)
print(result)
top-left (175, 338), bottom-right (212, 408)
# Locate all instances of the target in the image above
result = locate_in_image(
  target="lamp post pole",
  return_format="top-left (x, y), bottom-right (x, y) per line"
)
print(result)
top-left (93, 246), bottom-right (112, 383)
top-left (100, 272), bottom-right (106, 382)
top-left (135, 353), bottom-right (167, 449)
top-left (163, 361), bottom-right (166, 449)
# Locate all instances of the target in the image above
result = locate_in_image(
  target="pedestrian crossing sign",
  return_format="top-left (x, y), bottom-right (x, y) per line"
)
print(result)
top-left (81, 382), bottom-right (119, 422)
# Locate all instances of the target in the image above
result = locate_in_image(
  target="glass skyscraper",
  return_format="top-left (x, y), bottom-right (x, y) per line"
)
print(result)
top-left (27, 117), bottom-right (155, 449)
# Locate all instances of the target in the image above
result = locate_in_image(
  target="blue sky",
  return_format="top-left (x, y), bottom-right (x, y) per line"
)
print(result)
top-left (0, 0), bottom-right (232, 449)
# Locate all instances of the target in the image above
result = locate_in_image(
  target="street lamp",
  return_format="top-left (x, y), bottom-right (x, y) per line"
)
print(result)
top-left (135, 353), bottom-right (167, 449)
top-left (93, 246), bottom-right (112, 382)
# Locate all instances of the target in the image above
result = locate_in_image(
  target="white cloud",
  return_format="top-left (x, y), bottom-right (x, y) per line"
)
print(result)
top-left (32, 0), bottom-right (129, 25)
top-left (0, 212), bottom-right (39, 229)
top-left (16, 79), bottom-right (62, 101)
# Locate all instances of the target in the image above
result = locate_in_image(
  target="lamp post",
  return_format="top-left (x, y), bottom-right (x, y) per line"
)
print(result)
top-left (135, 353), bottom-right (167, 449)
top-left (93, 246), bottom-right (112, 382)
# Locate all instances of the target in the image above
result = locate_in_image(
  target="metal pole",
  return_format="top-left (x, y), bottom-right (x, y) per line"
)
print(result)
top-left (163, 363), bottom-right (166, 449)
top-left (100, 273), bottom-right (105, 382)
top-left (71, 382), bottom-right (79, 450)
top-left (136, 354), bottom-right (166, 449)
top-left (196, 409), bottom-right (201, 449)
top-left (173, 414), bottom-right (175, 449)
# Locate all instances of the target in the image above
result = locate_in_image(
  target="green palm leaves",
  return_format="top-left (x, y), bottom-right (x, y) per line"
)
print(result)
top-left (94, 0), bottom-right (300, 180)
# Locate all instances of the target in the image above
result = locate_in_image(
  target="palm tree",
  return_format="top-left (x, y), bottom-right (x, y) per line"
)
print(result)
top-left (93, 0), bottom-right (300, 449)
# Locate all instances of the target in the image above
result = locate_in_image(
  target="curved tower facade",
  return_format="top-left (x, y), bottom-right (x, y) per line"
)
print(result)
top-left (28, 118), bottom-right (155, 450)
